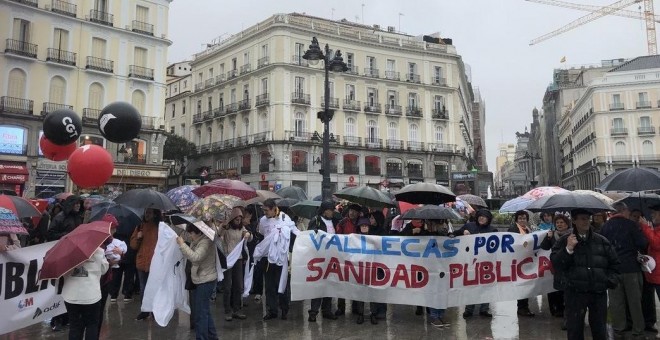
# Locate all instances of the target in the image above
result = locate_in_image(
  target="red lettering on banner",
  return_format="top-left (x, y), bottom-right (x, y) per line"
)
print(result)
top-left (516, 257), bottom-right (537, 280)
top-left (410, 265), bottom-right (429, 288)
top-left (391, 264), bottom-right (411, 288)
top-left (305, 257), bottom-right (427, 288)
top-left (448, 258), bottom-right (550, 288)
top-left (478, 261), bottom-right (496, 284)
top-left (306, 258), bottom-right (325, 281)
top-left (537, 256), bottom-right (553, 277)
top-left (496, 261), bottom-right (512, 282)
top-left (323, 257), bottom-right (343, 281)
top-left (449, 263), bottom-right (463, 288)
top-left (371, 262), bottom-right (390, 286)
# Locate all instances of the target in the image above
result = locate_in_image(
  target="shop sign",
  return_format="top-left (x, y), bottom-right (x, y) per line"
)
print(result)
top-left (113, 168), bottom-right (168, 178)
top-left (0, 174), bottom-right (26, 183)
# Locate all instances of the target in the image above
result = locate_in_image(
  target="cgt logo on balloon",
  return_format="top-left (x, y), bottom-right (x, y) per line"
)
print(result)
top-left (98, 114), bottom-right (116, 134)
top-left (62, 117), bottom-right (79, 139)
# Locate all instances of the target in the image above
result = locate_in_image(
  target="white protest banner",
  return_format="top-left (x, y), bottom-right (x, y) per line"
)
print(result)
top-left (0, 242), bottom-right (65, 335)
top-left (291, 231), bottom-right (554, 308)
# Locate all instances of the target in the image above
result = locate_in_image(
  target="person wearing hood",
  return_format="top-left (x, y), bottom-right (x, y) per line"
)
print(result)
top-left (218, 207), bottom-right (252, 321)
top-left (352, 217), bottom-right (380, 325)
top-left (47, 195), bottom-right (83, 241)
top-left (506, 210), bottom-right (536, 317)
top-left (454, 209), bottom-right (496, 319)
top-left (540, 214), bottom-right (572, 324)
top-left (334, 203), bottom-right (362, 317)
top-left (306, 200), bottom-right (339, 322)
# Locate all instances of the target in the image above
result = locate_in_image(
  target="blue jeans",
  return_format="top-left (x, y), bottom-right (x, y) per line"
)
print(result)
top-left (193, 281), bottom-right (218, 340)
top-left (137, 270), bottom-right (149, 295)
top-left (429, 308), bottom-right (445, 321)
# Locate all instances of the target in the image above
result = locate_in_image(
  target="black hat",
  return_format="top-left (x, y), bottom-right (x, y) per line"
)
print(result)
top-left (347, 204), bottom-right (362, 212)
top-left (319, 200), bottom-right (336, 214)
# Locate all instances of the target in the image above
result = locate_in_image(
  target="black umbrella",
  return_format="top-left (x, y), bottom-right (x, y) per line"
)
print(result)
top-left (526, 192), bottom-right (613, 213)
top-left (596, 167), bottom-right (660, 192)
top-left (394, 183), bottom-right (456, 205)
top-left (617, 192), bottom-right (660, 219)
top-left (400, 205), bottom-right (462, 220)
top-left (89, 202), bottom-right (142, 236)
top-left (276, 186), bottom-right (308, 201)
top-left (334, 186), bottom-right (395, 208)
top-left (276, 197), bottom-right (299, 208)
top-left (114, 188), bottom-right (178, 212)
top-left (290, 200), bottom-right (321, 219)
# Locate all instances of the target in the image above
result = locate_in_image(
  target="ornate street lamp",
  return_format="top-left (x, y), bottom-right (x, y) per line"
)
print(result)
top-left (303, 37), bottom-right (347, 201)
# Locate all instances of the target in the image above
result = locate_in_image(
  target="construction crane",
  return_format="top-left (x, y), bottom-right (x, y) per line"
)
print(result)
top-left (527, 0), bottom-right (657, 55)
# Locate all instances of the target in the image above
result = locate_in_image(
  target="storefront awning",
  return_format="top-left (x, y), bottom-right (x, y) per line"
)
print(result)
top-left (0, 161), bottom-right (28, 175)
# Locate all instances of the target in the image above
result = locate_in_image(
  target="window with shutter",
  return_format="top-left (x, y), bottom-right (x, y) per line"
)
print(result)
top-left (88, 83), bottom-right (104, 109)
top-left (8, 69), bottom-right (27, 98)
top-left (49, 76), bottom-right (66, 104)
top-left (132, 90), bottom-right (145, 114)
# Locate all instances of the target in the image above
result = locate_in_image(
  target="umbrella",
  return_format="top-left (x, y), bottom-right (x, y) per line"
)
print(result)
top-left (256, 190), bottom-right (282, 200)
top-left (0, 207), bottom-right (28, 235)
top-left (522, 186), bottom-right (569, 200)
top-left (334, 186), bottom-right (395, 208)
top-left (276, 186), bottom-right (308, 201)
top-left (0, 194), bottom-right (41, 218)
top-left (290, 200), bottom-right (321, 219)
top-left (616, 192), bottom-right (660, 219)
top-left (192, 179), bottom-right (257, 200)
top-left (526, 192), bottom-right (614, 213)
top-left (166, 185), bottom-right (201, 212)
top-left (276, 198), bottom-right (299, 208)
top-left (39, 220), bottom-right (113, 280)
top-left (187, 194), bottom-right (243, 222)
top-left (397, 201), bottom-right (419, 215)
top-left (394, 183), bottom-right (456, 205)
top-left (114, 188), bottom-right (178, 212)
top-left (84, 195), bottom-right (111, 210)
top-left (500, 196), bottom-right (535, 213)
top-left (572, 190), bottom-right (614, 205)
top-left (54, 192), bottom-right (73, 201)
top-left (89, 202), bottom-right (142, 236)
top-left (168, 213), bottom-right (216, 240)
top-left (400, 205), bottom-right (462, 220)
top-left (443, 197), bottom-right (475, 218)
top-left (597, 167), bottom-right (660, 192)
top-left (457, 194), bottom-right (487, 208)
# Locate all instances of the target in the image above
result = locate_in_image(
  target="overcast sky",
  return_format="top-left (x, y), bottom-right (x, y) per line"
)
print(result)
top-left (168, 0), bottom-right (649, 171)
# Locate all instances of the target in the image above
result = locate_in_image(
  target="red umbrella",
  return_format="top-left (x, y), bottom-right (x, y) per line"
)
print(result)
top-left (39, 221), bottom-right (112, 280)
top-left (192, 179), bottom-right (258, 200)
top-left (0, 194), bottom-right (41, 218)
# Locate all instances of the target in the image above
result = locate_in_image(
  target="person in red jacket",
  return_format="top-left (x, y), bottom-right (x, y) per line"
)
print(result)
top-left (334, 203), bottom-right (361, 317)
top-left (640, 205), bottom-right (660, 298)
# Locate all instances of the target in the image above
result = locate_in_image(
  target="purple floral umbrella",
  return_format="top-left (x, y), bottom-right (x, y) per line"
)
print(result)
top-left (0, 207), bottom-right (28, 235)
top-left (166, 185), bottom-right (201, 212)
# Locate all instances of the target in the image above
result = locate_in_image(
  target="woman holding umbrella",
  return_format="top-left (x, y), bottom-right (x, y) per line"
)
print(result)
top-left (540, 214), bottom-right (572, 323)
top-left (507, 210), bottom-right (535, 317)
top-left (130, 208), bottom-right (161, 321)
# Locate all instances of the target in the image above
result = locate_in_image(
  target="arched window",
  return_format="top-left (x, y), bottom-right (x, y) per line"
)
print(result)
top-left (132, 90), bottom-right (145, 114)
top-left (345, 117), bottom-right (356, 137)
top-left (294, 112), bottom-right (305, 137)
top-left (49, 76), bottom-right (66, 104)
top-left (642, 140), bottom-right (654, 155)
top-left (207, 127), bottom-right (212, 144)
top-left (260, 113), bottom-right (267, 132)
top-left (7, 68), bottom-right (27, 98)
top-left (88, 82), bottom-right (104, 109)
top-left (367, 120), bottom-right (378, 143)
top-left (614, 141), bottom-right (626, 156)
top-left (388, 121), bottom-right (398, 140)
top-left (196, 129), bottom-right (201, 145)
top-left (243, 118), bottom-right (249, 136)
top-left (434, 125), bottom-right (444, 143)
top-left (230, 121), bottom-right (236, 139)
top-left (409, 124), bottom-right (419, 142)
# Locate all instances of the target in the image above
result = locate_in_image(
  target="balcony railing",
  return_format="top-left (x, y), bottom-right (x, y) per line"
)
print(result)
top-left (241, 166), bottom-right (251, 175)
top-left (291, 55), bottom-right (308, 67)
top-left (259, 163), bottom-right (270, 172)
top-left (406, 106), bottom-right (423, 117)
top-left (198, 144), bottom-right (212, 154)
top-left (258, 56), bottom-right (269, 68)
top-left (386, 139), bottom-right (404, 150)
top-left (286, 130), bottom-right (316, 142)
top-left (609, 103), bottom-right (624, 111)
top-left (364, 103), bottom-right (382, 113)
top-left (215, 74), bottom-right (225, 85)
top-left (82, 108), bottom-right (101, 124)
top-left (321, 97), bottom-right (339, 109)
top-left (610, 127), bottom-right (628, 136)
top-left (86, 56), bottom-right (113, 73)
top-left (42, 102), bottom-right (73, 116)
top-left (342, 99), bottom-right (361, 111)
top-left (407, 141), bottom-right (425, 151)
top-left (364, 68), bottom-right (379, 78)
top-left (344, 165), bottom-right (359, 175)
top-left (365, 138), bottom-right (383, 149)
top-left (406, 73), bottom-right (421, 83)
top-left (238, 98), bottom-right (251, 111)
top-left (429, 143), bottom-right (456, 153)
top-left (432, 77), bottom-right (447, 86)
top-left (128, 65), bottom-right (154, 80)
top-left (434, 170), bottom-right (449, 179)
top-left (192, 113), bottom-right (203, 123)
top-left (89, 10), bottom-right (113, 26)
top-left (385, 71), bottom-right (400, 80)
top-left (5, 39), bottom-right (37, 58)
top-left (195, 83), bottom-right (203, 91)
top-left (240, 64), bottom-right (252, 75)
top-left (251, 132), bottom-right (272, 143)
top-left (256, 93), bottom-right (269, 106)
top-left (132, 20), bottom-right (154, 36)
top-left (292, 92), bottom-right (311, 105)
top-left (225, 103), bottom-right (238, 113)
top-left (636, 101), bottom-right (652, 109)
top-left (46, 48), bottom-right (76, 66)
top-left (432, 108), bottom-right (448, 120)
top-left (202, 110), bottom-right (213, 120)
top-left (117, 154), bottom-right (146, 165)
top-left (9, 0), bottom-right (37, 7)
top-left (365, 166), bottom-right (381, 176)
top-left (142, 116), bottom-right (155, 130)
top-left (346, 65), bottom-right (359, 75)
top-left (227, 69), bottom-right (238, 79)
top-left (213, 106), bottom-right (226, 117)
top-left (408, 168), bottom-right (424, 178)
top-left (292, 163), bottom-right (308, 172)
top-left (386, 166), bottom-right (403, 178)
top-left (344, 136), bottom-right (362, 147)
top-left (638, 126), bottom-right (656, 135)
top-left (385, 105), bottom-right (402, 116)
top-left (51, 0), bottom-right (77, 17)
top-left (0, 96), bottom-right (33, 115)
top-left (205, 79), bottom-right (214, 88)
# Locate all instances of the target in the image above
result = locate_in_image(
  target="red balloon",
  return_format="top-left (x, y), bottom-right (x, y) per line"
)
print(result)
top-left (68, 145), bottom-right (114, 188)
top-left (39, 135), bottom-right (77, 161)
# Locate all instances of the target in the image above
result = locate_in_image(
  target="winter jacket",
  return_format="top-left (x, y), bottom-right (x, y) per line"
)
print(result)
top-left (217, 225), bottom-right (251, 259)
top-left (308, 215), bottom-right (339, 233)
top-left (244, 221), bottom-right (263, 256)
top-left (179, 237), bottom-right (217, 285)
top-left (62, 248), bottom-right (109, 305)
top-left (551, 228), bottom-right (620, 293)
top-left (540, 228), bottom-right (573, 290)
top-left (336, 216), bottom-right (358, 235)
top-left (599, 215), bottom-right (648, 274)
top-left (47, 196), bottom-right (83, 241)
top-left (641, 222), bottom-right (660, 284)
top-left (454, 209), bottom-right (497, 235)
top-left (507, 223), bottom-right (532, 235)
top-left (130, 221), bottom-right (159, 272)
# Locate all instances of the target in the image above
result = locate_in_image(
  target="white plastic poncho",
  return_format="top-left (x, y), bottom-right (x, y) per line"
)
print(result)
top-left (251, 212), bottom-right (299, 293)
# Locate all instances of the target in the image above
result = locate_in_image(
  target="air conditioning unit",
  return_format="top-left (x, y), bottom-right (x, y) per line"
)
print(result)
top-left (387, 26), bottom-right (395, 32)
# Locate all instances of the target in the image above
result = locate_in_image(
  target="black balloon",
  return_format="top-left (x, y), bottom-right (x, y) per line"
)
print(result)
top-left (98, 101), bottom-right (142, 143)
top-left (42, 109), bottom-right (83, 145)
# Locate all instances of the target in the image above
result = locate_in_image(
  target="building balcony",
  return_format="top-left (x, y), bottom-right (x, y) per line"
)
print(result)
top-left (9, 0), bottom-right (37, 7)
top-left (638, 126), bottom-right (656, 135)
top-left (408, 169), bottom-right (424, 178)
top-left (202, 110), bottom-right (213, 120)
top-left (292, 163), bottom-right (308, 172)
top-left (41, 102), bottom-right (73, 116)
top-left (51, 0), bottom-right (77, 17)
top-left (342, 99), bottom-right (361, 111)
top-left (344, 165), bottom-right (359, 175)
top-left (429, 143), bottom-right (456, 153)
top-left (346, 65), bottom-right (359, 75)
top-left (406, 106), bottom-right (423, 118)
top-left (204, 79), bottom-right (214, 88)
top-left (236, 136), bottom-right (248, 146)
top-left (365, 166), bottom-right (381, 176)
top-left (198, 144), bottom-right (212, 154)
top-left (406, 73), bottom-right (421, 83)
top-left (385, 71), bottom-right (400, 80)
top-left (82, 108), bottom-right (101, 124)
top-left (434, 170), bottom-right (449, 180)
top-left (5, 39), bottom-right (37, 59)
top-left (213, 107), bottom-right (225, 117)
top-left (227, 69), bottom-right (238, 80)
top-left (365, 138), bottom-right (383, 149)
top-left (639, 154), bottom-right (660, 162)
top-left (89, 10), bottom-right (113, 26)
top-left (609, 103), bottom-right (624, 111)
top-left (128, 65), bottom-right (154, 80)
top-left (364, 103), bottom-right (382, 114)
top-left (259, 163), bottom-right (270, 172)
top-left (432, 77), bottom-right (447, 86)
top-left (432, 108), bottom-right (449, 120)
top-left (257, 56), bottom-right (269, 68)
top-left (636, 101), bottom-right (652, 109)
top-left (610, 127), bottom-right (628, 136)
top-left (386, 167), bottom-right (403, 178)
top-left (240, 64), bottom-right (252, 75)
top-left (142, 116), bottom-right (155, 130)
top-left (132, 20), bottom-right (154, 36)
top-left (292, 92), bottom-right (311, 105)
top-left (321, 97), bottom-right (339, 109)
top-left (344, 136), bottom-right (362, 147)
top-left (256, 93), bottom-right (269, 106)
top-left (286, 130), bottom-right (316, 143)
top-left (46, 48), bottom-right (76, 66)
top-left (86, 56), bottom-right (113, 73)
top-left (291, 55), bottom-right (308, 67)
top-left (117, 154), bottom-right (146, 165)
top-left (385, 105), bottom-right (402, 116)
top-left (0, 96), bottom-right (33, 115)
top-left (386, 139), bottom-right (404, 150)
top-left (192, 113), bottom-right (203, 124)
top-left (194, 83), bottom-right (203, 91)
top-left (225, 103), bottom-right (238, 114)
top-left (407, 141), bottom-right (425, 151)
top-left (364, 68), bottom-right (379, 78)
top-left (215, 74), bottom-right (225, 85)
top-left (238, 98), bottom-right (251, 111)
top-left (251, 132), bottom-right (272, 143)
